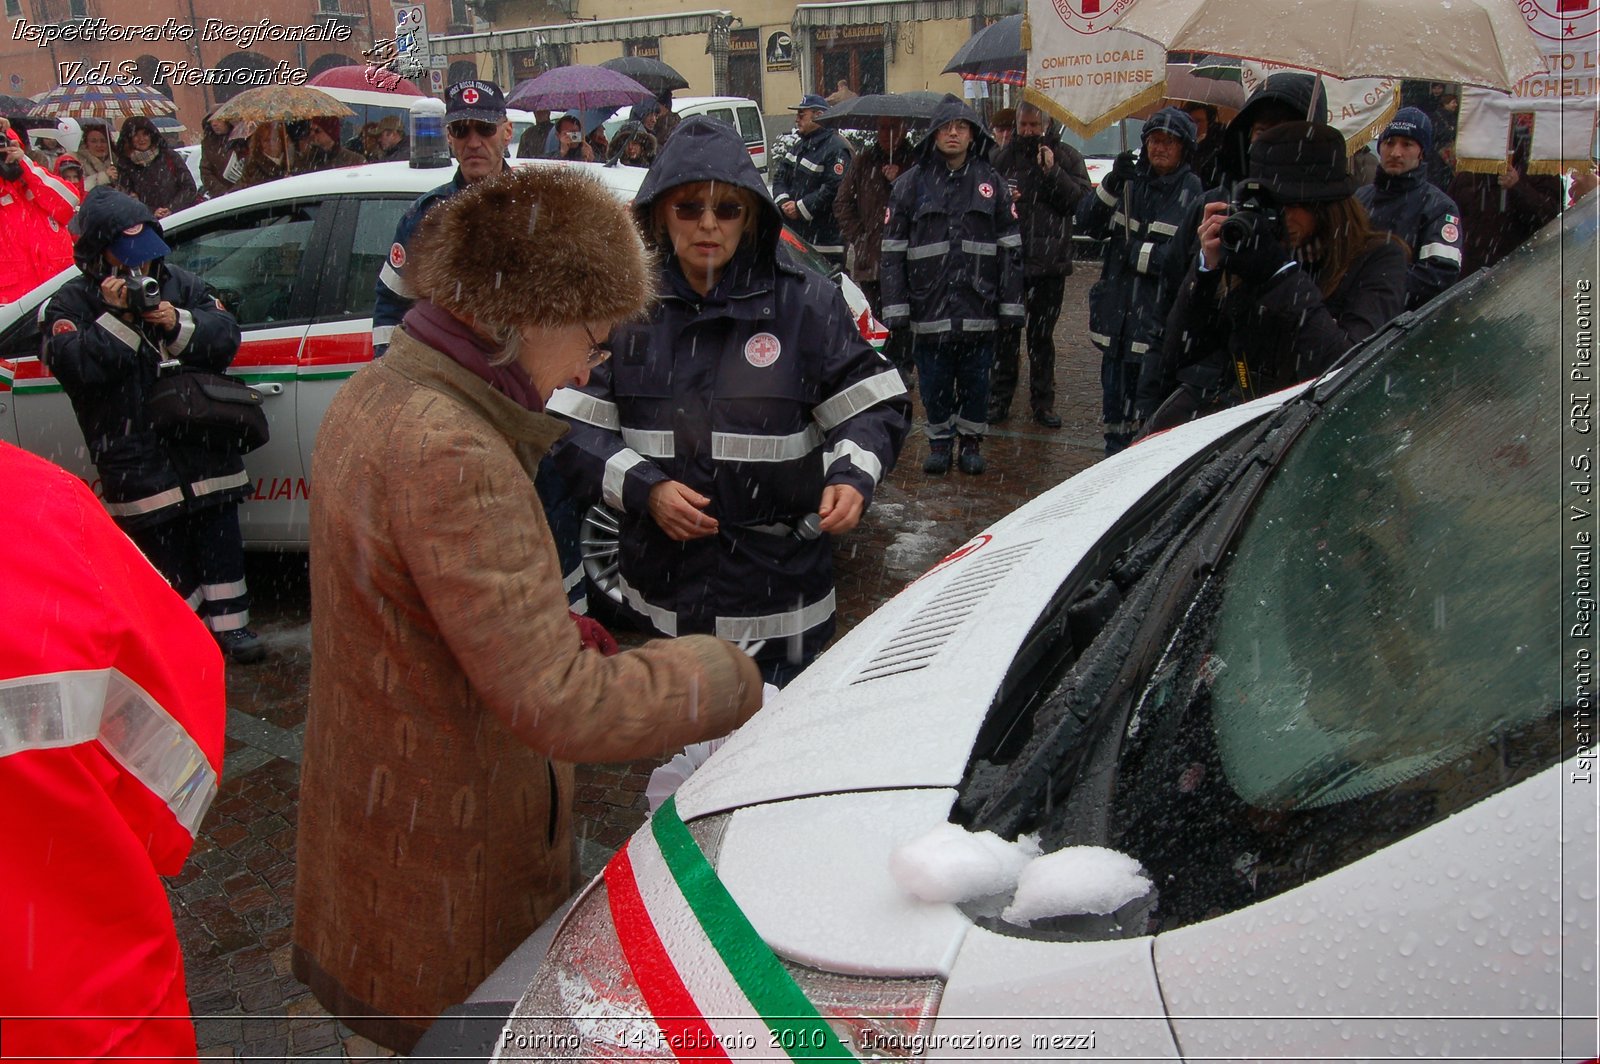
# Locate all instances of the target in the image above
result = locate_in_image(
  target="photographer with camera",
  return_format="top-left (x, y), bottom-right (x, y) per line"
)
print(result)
top-left (1139, 123), bottom-right (1407, 433)
top-left (1075, 107), bottom-right (1203, 454)
top-left (41, 187), bottom-right (265, 664)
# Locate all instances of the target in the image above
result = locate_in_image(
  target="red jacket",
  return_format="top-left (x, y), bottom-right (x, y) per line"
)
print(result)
top-left (0, 440), bottom-right (226, 1061)
top-left (0, 128), bottom-right (79, 303)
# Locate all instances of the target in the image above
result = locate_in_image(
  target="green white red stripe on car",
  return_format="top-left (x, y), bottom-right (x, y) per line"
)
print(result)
top-left (604, 796), bottom-right (860, 1062)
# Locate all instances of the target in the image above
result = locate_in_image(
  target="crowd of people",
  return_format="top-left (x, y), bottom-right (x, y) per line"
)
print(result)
top-left (2, 67), bottom-right (1591, 1059)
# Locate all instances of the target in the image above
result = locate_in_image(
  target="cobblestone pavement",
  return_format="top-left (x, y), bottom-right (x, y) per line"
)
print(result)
top-left (178, 271), bottom-right (1108, 1060)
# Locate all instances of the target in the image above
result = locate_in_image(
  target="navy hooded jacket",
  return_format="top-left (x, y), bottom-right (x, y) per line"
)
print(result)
top-left (879, 95), bottom-right (1024, 333)
top-left (41, 186), bottom-right (248, 527)
top-left (548, 116), bottom-right (910, 664)
top-left (1075, 107), bottom-right (1204, 361)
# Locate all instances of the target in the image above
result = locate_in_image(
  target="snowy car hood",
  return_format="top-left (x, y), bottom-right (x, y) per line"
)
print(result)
top-left (676, 383), bottom-right (1316, 821)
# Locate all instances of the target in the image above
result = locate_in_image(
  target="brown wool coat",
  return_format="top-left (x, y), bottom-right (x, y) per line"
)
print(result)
top-left (292, 331), bottom-right (762, 1052)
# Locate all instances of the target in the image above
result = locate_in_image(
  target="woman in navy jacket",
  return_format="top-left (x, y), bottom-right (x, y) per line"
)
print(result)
top-left (550, 116), bottom-right (910, 685)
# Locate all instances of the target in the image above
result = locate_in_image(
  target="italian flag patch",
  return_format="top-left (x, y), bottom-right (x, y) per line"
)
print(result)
top-left (604, 797), bottom-right (860, 1061)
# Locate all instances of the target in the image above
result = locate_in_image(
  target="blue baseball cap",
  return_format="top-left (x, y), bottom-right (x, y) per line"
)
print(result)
top-left (789, 94), bottom-right (829, 112)
top-left (107, 222), bottom-right (170, 266)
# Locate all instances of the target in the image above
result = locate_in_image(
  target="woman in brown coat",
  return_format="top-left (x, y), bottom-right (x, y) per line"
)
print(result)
top-left (292, 166), bottom-right (763, 1053)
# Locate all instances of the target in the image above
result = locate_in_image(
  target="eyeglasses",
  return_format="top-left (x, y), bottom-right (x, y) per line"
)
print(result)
top-left (670, 200), bottom-right (746, 222)
top-left (581, 324), bottom-right (613, 369)
top-left (447, 119), bottom-right (500, 140)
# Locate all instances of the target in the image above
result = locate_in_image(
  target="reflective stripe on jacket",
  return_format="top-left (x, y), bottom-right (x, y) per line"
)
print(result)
top-left (0, 440), bottom-right (224, 1061)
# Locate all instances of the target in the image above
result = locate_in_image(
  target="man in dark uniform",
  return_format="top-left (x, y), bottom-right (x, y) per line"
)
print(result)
top-left (41, 187), bottom-right (263, 662)
top-left (1355, 107), bottom-right (1463, 309)
top-left (771, 93), bottom-right (851, 267)
top-left (988, 101), bottom-right (1092, 429)
top-left (880, 95), bottom-right (1024, 477)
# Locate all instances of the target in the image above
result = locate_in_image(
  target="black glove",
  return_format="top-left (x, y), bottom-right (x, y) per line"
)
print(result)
top-left (1101, 150), bottom-right (1137, 195)
top-left (1218, 210), bottom-right (1290, 287)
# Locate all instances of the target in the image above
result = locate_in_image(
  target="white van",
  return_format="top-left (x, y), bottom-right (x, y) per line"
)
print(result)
top-left (591, 95), bottom-right (769, 175)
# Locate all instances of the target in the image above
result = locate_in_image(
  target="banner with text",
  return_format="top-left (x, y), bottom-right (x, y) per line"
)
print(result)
top-left (1024, 0), bottom-right (1167, 138)
top-left (1456, 1), bottom-right (1598, 175)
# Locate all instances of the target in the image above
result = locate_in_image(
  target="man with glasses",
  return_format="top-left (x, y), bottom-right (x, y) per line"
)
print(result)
top-left (371, 79), bottom-right (513, 356)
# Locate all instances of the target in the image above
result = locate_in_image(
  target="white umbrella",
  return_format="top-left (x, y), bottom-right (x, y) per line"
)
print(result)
top-left (1105, 0), bottom-right (1545, 92)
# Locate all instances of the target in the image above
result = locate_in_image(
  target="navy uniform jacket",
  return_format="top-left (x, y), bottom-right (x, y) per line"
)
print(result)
top-left (371, 170), bottom-right (469, 354)
top-left (44, 264), bottom-right (247, 528)
top-left (1355, 167), bottom-right (1463, 309)
top-left (772, 126), bottom-right (851, 257)
top-left (878, 107), bottom-right (1024, 335)
top-left (549, 249), bottom-right (908, 661)
top-left (1076, 162), bottom-right (1204, 362)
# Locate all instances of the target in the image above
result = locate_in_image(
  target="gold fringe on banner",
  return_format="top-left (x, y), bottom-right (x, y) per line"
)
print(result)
top-left (1025, 81), bottom-right (1171, 140)
top-left (1456, 155), bottom-right (1595, 177)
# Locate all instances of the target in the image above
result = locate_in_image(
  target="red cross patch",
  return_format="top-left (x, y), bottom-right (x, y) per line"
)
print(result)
top-left (461, 87), bottom-right (480, 105)
top-left (389, 242), bottom-right (406, 269)
top-left (979, 182), bottom-right (995, 199)
top-left (833, 161), bottom-right (845, 175)
top-left (51, 318), bottom-right (76, 335)
top-left (744, 332), bottom-right (782, 367)
top-left (884, 207), bottom-right (891, 224)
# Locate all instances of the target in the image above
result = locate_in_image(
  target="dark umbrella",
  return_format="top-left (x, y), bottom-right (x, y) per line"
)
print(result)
top-left (943, 13), bottom-right (1024, 80)
top-left (598, 56), bottom-right (689, 96)
top-left (507, 66), bottom-right (655, 112)
top-left (816, 91), bottom-right (949, 131)
top-left (0, 93), bottom-right (36, 117)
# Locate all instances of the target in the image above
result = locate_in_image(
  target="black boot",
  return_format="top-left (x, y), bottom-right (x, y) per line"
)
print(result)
top-left (957, 435), bottom-right (986, 475)
top-left (923, 437), bottom-right (953, 475)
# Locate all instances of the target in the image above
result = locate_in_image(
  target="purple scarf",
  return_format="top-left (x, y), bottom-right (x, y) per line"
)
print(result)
top-left (400, 301), bottom-right (543, 412)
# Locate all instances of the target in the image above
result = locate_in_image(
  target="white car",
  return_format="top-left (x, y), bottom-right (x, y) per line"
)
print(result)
top-left (0, 159), bottom-right (885, 548)
top-left (443, 209), bottom-right (1597, 1062)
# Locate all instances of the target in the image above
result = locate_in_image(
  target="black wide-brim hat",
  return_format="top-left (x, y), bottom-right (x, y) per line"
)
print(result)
top-left (1248, 121), bottom-right (1357, 203)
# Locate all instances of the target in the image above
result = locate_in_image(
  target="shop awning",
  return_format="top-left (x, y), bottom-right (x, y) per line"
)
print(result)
top-left (792, 0), bottom-right (1021, 30)
top-left (437, 10), bottom-right (733, 56)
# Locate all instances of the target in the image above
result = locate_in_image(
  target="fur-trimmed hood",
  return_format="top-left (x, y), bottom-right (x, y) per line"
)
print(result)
top-left (408, 164), bottom-right (653, 331)
top-left (633, 115), bottom-right (781, 258)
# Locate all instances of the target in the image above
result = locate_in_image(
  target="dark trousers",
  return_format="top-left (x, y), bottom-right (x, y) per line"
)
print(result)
top-left (124, 502), bottom-right (250, 633)
top-left (990, 275), bottom-right (1066, 416)
top-left (915, 333), bottom-right (995, 440)
top-left (859, 280), bottom-right (913, 381)
top-left (1100, 346), bottom-right (1142, 455)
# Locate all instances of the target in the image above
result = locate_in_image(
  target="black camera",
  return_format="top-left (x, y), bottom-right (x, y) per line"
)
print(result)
top-left (125, 273), bottom-right (163, 314)
top-left (1219, 179), bottom-right (1284, 253)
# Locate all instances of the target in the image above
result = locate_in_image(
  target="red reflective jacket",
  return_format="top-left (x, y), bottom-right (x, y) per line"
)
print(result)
top-left (0, 128), bottom-right (79, 304)
top-left (0, 441), bottom-right (226, 1062)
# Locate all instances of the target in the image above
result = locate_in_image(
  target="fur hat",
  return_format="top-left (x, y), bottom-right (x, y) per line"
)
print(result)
top-left (1248, 121), bottom-right (1357, 203)
top-left (991, 107), bottom-right (1016, 131)
top-left (409, 165), bottom-right (653, 331)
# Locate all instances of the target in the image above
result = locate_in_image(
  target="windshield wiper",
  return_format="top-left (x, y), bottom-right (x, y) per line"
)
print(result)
top-left (961, 404), bottom-right (1318, 839)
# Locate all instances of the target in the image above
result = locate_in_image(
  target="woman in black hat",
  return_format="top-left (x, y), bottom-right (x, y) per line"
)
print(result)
top-left (1139, 121), bottom-right (1408, 430)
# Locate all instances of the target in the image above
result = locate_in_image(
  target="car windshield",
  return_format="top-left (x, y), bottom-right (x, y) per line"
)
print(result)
top-left (961, 210), bottom-right (1584, 934)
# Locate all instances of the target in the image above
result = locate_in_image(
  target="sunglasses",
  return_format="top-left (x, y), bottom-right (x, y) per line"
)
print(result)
top-left (446, 119), bottom-right (500, 140)
top-left (581, 324), bottom-right (613, 369)
top-left (671, 200), bottom-right (746, 222)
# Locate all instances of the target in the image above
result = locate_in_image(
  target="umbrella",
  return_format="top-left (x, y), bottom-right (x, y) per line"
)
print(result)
top-left (598, 56), bottom-right (689, 96)
top-left (212, 85), bottom-right (354, 125)
top-left (1164, 58), bottom-right (1246, 110)
top-left (816, 91), bottom-right (949, 131)
top-left (29, 81), bottom-right (176, 123)
top-left (0, 93), bottom-right (35, 117)
top-left (308, 65), bottom-right (424, 96)
top-left (1106, 0), bottom-right (1544, 92)
top-left (149, 114), bottom-right (189, 136)
top-left (507, 66), bottom-right (655, 113)
top-left (944, 13), bottom-right (1024, 81)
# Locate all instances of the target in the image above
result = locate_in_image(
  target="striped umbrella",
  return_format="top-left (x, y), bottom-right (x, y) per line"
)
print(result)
top-left (30, 81), bottom-right (177, 123)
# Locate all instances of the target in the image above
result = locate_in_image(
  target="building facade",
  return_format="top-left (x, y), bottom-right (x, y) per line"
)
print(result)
top-left (437, 0), bottom-right (1021, 118)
